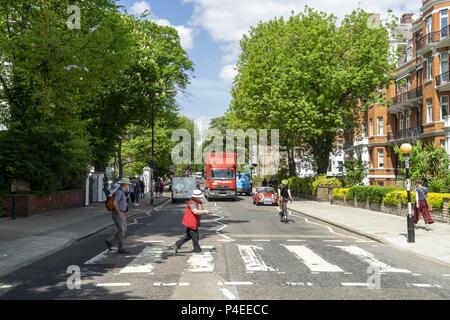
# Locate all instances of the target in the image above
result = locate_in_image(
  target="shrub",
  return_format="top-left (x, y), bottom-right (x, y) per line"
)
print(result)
top-left (428, 178), bottom-right (445, 193)
top-left (311, 175), bottom-right (342, 195)
top-left (383, 191), bottom-right (450, 209)
top-left (332, 188), bottom-right (350, 200)
top-left (348, 186), bottom-right (400, 204)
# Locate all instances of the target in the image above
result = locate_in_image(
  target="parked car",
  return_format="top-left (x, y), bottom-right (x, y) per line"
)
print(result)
top-left (253, 187), bottom-right (278, 206)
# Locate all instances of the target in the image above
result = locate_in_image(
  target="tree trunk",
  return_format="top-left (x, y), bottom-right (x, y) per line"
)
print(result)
top-left (311, 135), bottom-right (334, 175)
top-left (118, 140), bottom-right (123, 179)
top-left (287, 146), bottom-right (296, 177)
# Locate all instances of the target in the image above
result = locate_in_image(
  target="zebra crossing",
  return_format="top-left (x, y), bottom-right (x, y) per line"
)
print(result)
top-left (79, 240), bottom-right (429, 291)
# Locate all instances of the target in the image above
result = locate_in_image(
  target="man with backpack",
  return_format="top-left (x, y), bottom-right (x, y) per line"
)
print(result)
top-left (105, 178), bottom-right (131, 254)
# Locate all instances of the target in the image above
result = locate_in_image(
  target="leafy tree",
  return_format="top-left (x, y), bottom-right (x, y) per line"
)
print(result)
top-left (343, 159), bottom-right (368, 187)
top-left (228, 7), bottom-right (394, 175)
top-left (394, 141), bottom-right (450, 186)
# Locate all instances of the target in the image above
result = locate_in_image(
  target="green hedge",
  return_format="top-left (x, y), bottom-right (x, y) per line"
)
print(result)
top-left (333, 187), bottom-right (450, 209)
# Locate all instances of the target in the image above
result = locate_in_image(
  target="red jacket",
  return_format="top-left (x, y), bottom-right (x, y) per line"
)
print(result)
top-left (182, 199), bottom-right (201, 230)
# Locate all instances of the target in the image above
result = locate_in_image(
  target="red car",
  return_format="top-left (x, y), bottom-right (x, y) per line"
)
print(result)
top-left (253, 187), bottom-right (279, 206)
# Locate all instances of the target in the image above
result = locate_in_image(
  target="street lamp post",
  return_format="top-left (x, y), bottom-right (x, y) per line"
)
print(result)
top-left (250, 163), bottom-right (258, 193)
top-left (400, 143), bottom-right (415, 243)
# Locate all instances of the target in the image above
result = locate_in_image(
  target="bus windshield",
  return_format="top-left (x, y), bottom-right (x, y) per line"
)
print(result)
top-left (211, 169), bottom-right (235, 180)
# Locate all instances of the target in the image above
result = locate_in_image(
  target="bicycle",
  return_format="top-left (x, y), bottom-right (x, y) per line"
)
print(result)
top-left (279, 197), bottom-right (291, 224)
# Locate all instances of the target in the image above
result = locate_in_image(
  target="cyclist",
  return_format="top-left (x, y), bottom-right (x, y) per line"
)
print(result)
top-left (277, 180), bottom-right (293, 221)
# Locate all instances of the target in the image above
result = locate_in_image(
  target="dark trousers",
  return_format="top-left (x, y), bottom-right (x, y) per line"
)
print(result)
top-left (176, 228), bottom-right (201, 252)
top-left (107, 211), bottom-right (127, 250)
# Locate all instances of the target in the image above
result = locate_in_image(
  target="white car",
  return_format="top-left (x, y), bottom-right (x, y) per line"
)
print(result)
top-left (171, 176), bottom-right (196, 203)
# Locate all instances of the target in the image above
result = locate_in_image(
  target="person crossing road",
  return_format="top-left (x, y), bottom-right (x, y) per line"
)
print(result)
top-left (278, 180), bottom-right (293, 222)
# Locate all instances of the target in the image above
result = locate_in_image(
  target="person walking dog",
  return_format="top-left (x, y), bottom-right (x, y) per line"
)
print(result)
top-left (105, 178), bottom-right (131, 254)
top-left (174, 190), bottom-right (209, 253)
top-left (414, 180), bottom-right (434, 231)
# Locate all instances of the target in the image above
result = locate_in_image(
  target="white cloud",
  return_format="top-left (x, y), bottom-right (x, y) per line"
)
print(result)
top-left (130, 1), bottom-right (151, 16)
top-left (186, 0), bottom-right (421, 82)
top-left (130, 2), bottom-right (195, 50)
top-left (219, 64), bottom-right (238, 84)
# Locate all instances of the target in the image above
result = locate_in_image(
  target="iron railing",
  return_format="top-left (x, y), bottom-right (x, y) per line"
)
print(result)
top-left (392, 87), bottom-right (423, 106)
top-left (436, 71), bottom-right (450, 87)
top-left (387, 126), bottom-right (424, 141)
top-left (416, 25), bottom-right (450, 51)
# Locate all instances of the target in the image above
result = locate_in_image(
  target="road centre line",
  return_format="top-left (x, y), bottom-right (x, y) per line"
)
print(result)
top-left (219, 281), bottom-right (253, 286)
top-left (96, 283), bottom-right (131, 287)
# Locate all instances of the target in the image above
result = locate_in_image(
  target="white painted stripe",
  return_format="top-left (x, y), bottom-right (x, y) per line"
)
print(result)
top-left (283, 245), bottom-right (344, 273)
top-left (0, 285), bottom-right (12, 289)
top-left (412, 274), bottom-right (422, 276)
top-left (298, 216), bottom-right (362, 241)
top-left (120, 247), bottom-right (163, 274)
top-left (442, 274), bottom-right (450, 277)
top-left (217, 239), bottom-right (235, 242)
top-left (96, 283), bottom-right (131, 287)
top-left (251, 240), bottom-right (271, 242)
top-left (178, 282), bottom-right (190, 287)
top-left (237, 245), bottom-right (277, 272)
top-left (342, 283), bottom-right (371, 287)
top-left (222, 281), bottom-right (253, 286)
top-left (323, 240), bottom-right (343, 243)
top-left (335, 246), bottom-right (411, 273)
top-left (409, 284), bottom-right (442, 288)
top-left (286, 282), bottom-right (313, 287)
top-left (84, 249), bottom-right (116, 265)
top-left (142, 240), bottom-right (164, 243)
top-left (221, 288), bottom-right (236, 300)
top-left (186, 249), bottom-right (215, 273)
top-left (153, 283), bottom-right (178, 287)
top-left (356, 240), bottom-right (376, 243)
top-left (287, 240), bottom-right (306, 242)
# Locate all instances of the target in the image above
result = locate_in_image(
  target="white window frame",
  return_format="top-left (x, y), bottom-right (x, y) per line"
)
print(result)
top-left (441, 52), bottom-right (449, 75)
top-left (427, 57), bottom-right (433, 81)
top-left (427, 15), bottom-right (432, 35)
top-left (377, 149), bottom-right (384, 169)
top-left (377, 117), bottom-right (384, 136)
top-left (369, 119), bottom-right (374, 137)
top-left (405, 111), bottom-right (411, 129)
top-left (441, 95), bottom-right (449, 120)
top-left (441, 9), bottom-right (449, 38)
top-left (427, 99), bottom-right (433, 123)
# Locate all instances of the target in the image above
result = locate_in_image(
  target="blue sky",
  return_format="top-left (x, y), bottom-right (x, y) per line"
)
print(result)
top-left (118, 0), bottom-right (422, 128)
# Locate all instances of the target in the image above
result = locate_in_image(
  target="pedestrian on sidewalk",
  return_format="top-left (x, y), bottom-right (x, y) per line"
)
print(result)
top-left (105, 178), bottom-right (131, 254)
top-left (155, 178), bottom-right (160, 198)
top-left (414, 180), bottom-right (434, 231)
top-left (174, 190), bottom-right (210, 253)
top-left (140, 179), bottom-right (145, 198)
top-left (129, 179), bottom-right (135, 204)
top-left (159, 178), bottom-right (164, 197)
top-left (134, 180), bottom-right (140, 207)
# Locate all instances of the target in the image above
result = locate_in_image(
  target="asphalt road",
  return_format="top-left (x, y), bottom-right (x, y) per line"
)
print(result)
top-left (1, 197), bottom-right (450, 300)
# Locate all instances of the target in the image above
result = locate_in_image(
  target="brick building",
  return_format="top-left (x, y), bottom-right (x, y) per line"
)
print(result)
top-left (345, 1), bottom-right (450, 186)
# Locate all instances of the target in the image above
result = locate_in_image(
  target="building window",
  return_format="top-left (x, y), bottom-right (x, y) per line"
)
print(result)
top-left (427, 15), bottom-right (432, 35)
top-left (377, 149), bottom-right (384, 169)
top-left (377, 117), bottom-right (384, 136)
top-left (441, 52), bottom-right (449, 78)
top-left (442, 10), bottom-right (449, 38)
top-left (427, 57), bottom-right (433, 81)
top-left (441, 96), bottom-right (449, 119)
top-left (399, 113), bottom-right (404, 130)
top-left (362, 123), bottom-right (368, 138)
top-left (427, 99), bottom-right (433, 123)
top-left (406, 111), bottom-right (411, 129)
top-left (369, 119), bottom-right (373, 137)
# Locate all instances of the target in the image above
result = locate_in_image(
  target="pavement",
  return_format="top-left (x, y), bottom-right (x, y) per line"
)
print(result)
top-left (1, 196), bottom-right (450, 300)
top-left (288, 199), bottom-right (450, 268)
top-left (0, 194), bottom-right (169, 279)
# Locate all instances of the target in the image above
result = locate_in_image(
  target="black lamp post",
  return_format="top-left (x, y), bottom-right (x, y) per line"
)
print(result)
top-left (250, 163), bottom-right (258, 192)
top-left (400, 143), bottom-right (415, 243)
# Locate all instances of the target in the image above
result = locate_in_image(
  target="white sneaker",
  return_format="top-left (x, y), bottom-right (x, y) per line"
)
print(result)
top-left (425, 224), bottom-right (432, 231)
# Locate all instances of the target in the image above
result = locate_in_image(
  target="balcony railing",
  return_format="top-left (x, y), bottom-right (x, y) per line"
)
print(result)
top-left (392, 87), bottom-right (423, 106)
top-left (436, 71), bottom-right (450, 87)
top-left (387, 126), bottom-right (424, 141)
top-left (416, 25), bottom-right (450, 51)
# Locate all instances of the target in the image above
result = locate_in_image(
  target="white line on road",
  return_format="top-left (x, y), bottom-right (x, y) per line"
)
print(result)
top-left (408, 284), bottom-right (442, 288)
top-left (442, 274), bottom-right (450, 277)
top-left (221, 281), bottom-right (253, 286)
top-left (286, 282), bottom-right (313, 287)
top-left (221, 288), bottom-right (236, 300)
top-left (323, 240), bottom-right (343, 243)
top-left (237, 245), bottom-right (278, 272)
top-left (334, 245), bottom-right (411, 273)
top-left (217, 239), bottom-right (235, 242)
top-left (341, 283), bottom-right (371, 287)
top-left (412, 274), bottom-right (422, 276)
top-left (84, 249), bottom-right (116, 265)
top-left (0, 285), bottom-right (12, 289)
top-left (186, 248), bottom-right (215, 273)
top-left (294, 216), bottom-right (362, 241)
top-left (287, 240), bottom-right (306, 242)
top-left (153, 282), bottom-right (189, 287)
top-left (251, 239), bottom-right (271, 242)
top-left (142, 240), bottom-right (165, 243)
top-left (119, 247), bottom-right (163, 274)
top-left (96, 283), bottom-right (131, 287)
top-left (283, 245), bottom-right (344, 273)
